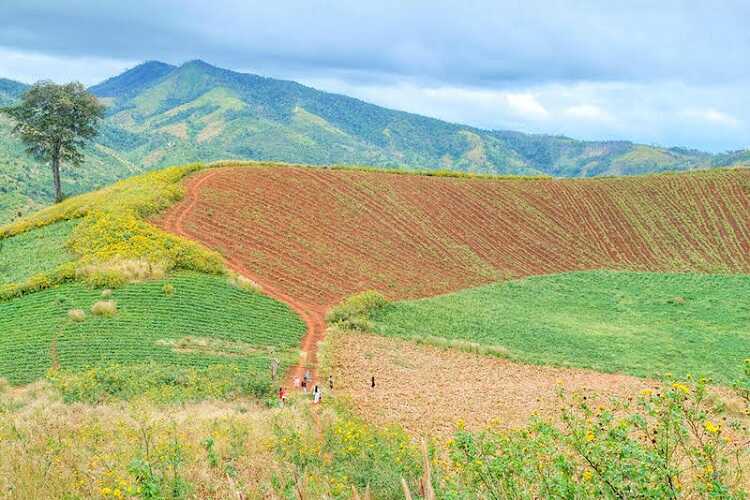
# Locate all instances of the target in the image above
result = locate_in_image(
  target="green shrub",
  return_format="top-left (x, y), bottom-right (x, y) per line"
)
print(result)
top-left (48, 363), bottom-right (272, 404)
top-left (162, 283), bottom-right (175, 296)
top-left (326, 291), bottom-right (388, 331)
top-left (442, 375), bottom-right (750, 498)
top-left (273, 407), bottom-right (422, 497)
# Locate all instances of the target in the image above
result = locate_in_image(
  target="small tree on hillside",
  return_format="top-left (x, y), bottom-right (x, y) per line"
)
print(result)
top-left (1, 81), bottom-right (104, 203)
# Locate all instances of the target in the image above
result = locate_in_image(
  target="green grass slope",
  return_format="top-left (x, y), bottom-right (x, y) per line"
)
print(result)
top-left (0, 219), bottom-right (76, 284)
top-left (0, 272), bottom-right (305, 386)
top-left (371, 271), bottom-right (750, 384)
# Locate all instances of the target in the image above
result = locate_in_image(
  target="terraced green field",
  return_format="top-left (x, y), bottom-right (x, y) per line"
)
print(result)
top-left (0, 219), bottom-right (77, 284)
top-left (371, 271), bottom-right (750, 384)
top-left (0, 272), bottom-right (305, 385)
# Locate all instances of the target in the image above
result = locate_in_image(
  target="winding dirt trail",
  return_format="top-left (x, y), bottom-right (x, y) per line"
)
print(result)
top-left (158, 170), bottom-right (328, 385)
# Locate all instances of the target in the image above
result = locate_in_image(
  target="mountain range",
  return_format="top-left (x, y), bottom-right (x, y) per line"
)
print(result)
top-left (1, 59), bottom-right (748, 224)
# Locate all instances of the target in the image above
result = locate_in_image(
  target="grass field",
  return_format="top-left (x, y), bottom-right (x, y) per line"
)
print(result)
top-left (371, 271), bottom-right (750, 384)
top-left (156, 166), bottom-right (750, 307)
top-left (0, 272), bottom-right (306, 386)
top-left (0, 219), bottom-right (77, 285)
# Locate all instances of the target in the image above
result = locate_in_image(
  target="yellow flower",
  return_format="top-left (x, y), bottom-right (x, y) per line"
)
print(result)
top-left (640, 389), bottom-right (653, 397)
top-left (704, 421), bottom-right (719, 434)
top-left (583, 470), bottom-right (593, 481)
top-left (671, 383), bottom-right (690, 395)
top-left (585, 432), bottom-right (595, 443)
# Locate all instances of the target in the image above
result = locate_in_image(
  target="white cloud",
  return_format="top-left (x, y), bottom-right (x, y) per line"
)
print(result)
top-left (505, 93), bottom-right (549, 119)
top-left (0, 46), bottom-right (135, 85)
top-left (564, 104), bottom-right (612, 121)
top-left (680, 109), bottom-right (740, 127)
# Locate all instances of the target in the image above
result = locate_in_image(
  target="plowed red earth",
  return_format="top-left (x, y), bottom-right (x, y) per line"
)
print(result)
top-left (156, 165), bottom-right (750, 381)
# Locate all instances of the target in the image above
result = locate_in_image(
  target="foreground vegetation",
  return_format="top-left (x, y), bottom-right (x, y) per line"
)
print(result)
top-left (1, 360), bottom-right (747, 498)
top-left (368, 271), bottom-right (750, 384)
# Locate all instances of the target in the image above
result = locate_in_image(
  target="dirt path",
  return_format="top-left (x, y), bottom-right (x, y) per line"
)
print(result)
top-left (159, 170), bottom-right (329, 385)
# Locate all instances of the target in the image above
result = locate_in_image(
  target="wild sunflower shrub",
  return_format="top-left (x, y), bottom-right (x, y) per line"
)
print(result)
top-left (0, 163), bottom-right (224, 298)
top-left (273, 406), bottom-right (423, 498)
top-left (326, 291), bottom-right (388, 331)
top-left (442, 375), bottom-right (750, 498)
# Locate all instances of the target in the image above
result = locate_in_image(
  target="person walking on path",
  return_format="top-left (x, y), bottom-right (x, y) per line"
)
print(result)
top-left (270, 358), bottom-right (280, 380)
top-left (313, 385), bottom-right (321, 404)
top-left (328, 374), bottom-right (334, 392)
top-left (278, 387), bottom-right (287, 407)
top-left (304, 369), bottom-right (312, 385)
top-left (371, 376), bottom-right (375, 389)
top-left (301, 378), bottom-right (308, 394)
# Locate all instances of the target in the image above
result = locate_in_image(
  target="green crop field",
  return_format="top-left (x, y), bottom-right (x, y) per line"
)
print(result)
top-left (0, 272), bottom-right (306, 386)
top-left (371, 271), bottom-right (750, 384)
top-left (0, 219), bottom-right (77, 285)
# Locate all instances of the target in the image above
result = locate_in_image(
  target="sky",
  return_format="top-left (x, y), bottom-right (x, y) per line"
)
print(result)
top-left (1, 0), bottom-right (748, 152)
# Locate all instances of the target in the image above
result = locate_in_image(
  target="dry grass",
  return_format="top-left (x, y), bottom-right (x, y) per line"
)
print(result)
top-left (76, 258), bottom-right (167, 287)
top-left (227, 272), bottom-right (261, 293)
top-left (154, 336), bottom-right (263, 357)
top-left (67, 308), bottom-right (86, 322)
top-left (327, 332), bottom-right (654, 437)
top-left (91, 300), bottom-right (117, 317)
top-left (0, 383), bottom-right (292, 498)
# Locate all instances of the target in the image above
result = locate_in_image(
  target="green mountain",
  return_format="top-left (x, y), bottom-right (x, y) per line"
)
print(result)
top-left (0, 60), bottom-right (748, 224)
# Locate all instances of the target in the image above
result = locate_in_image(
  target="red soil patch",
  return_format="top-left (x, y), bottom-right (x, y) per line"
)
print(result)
top-left (155, 165), bottom-right (750, 380)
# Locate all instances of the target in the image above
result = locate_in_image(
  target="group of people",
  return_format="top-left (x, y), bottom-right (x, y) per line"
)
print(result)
top-left (272, 359), bottom-right (376, 408)
top-left (278, 370), bottom-right (335, 407)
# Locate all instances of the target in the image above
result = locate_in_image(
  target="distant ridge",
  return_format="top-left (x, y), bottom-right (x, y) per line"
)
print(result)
top-left (0, 59), bottom-right (748, 223)
top-left (88, 61), bottom-right (176, 98)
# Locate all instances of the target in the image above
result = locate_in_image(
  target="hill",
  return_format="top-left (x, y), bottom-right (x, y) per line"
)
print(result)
top-left (156, 164), bottom-right (750, 308)
top-left (1, 161), bottom-right (749, 497)
top-left (1, 60), bottom-right (749, 224)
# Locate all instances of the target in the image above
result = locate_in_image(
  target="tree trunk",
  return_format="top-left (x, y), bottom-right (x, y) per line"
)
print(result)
top-left (51, 150), bottom-right (63, 203)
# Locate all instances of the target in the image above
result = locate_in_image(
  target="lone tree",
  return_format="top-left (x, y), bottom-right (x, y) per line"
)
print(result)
top-left (1, 81), bottom-right (104, 203)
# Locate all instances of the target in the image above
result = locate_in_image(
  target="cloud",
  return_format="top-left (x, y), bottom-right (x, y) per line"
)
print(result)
top-left (564, 105), bottom-right (612, 122)
top-left (680, 109), bottom-right (740, 128)
top-left (505, 94), bottom-right (549, 120)
top-left (0, 46), bottom-right (136, 85)
top-left (0, 1), bottom-right (748, 151)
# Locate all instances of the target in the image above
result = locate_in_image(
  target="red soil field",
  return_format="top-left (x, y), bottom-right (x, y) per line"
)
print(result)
top-left (156, 165), bottom-right (750, 379)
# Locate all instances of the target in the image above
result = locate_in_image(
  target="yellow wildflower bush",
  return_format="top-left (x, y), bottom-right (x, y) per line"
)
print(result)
top-left (0, 162), bottom-right (223, 297)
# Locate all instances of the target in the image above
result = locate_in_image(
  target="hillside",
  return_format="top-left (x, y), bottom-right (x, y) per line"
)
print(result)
top-left (156, 165), bottom-right (750, 308)
top-left (1, 161), bottom-right (749, 497)
top-left (2, 60), bottom-right (748, 224)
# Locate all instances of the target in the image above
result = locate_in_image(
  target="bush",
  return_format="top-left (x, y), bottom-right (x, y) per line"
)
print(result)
top-left (442, 374), bottom-right (750, 498)
top-left (67, 309), bottom-right (86, 322)
top-left (47, 363), bottom-right (272, 404)
top-left (162, 283), bottom-right (175, 296)
top-left (91, 300), bottom-right (117, 317)
top-left (326, 291), bottom-right (388, 331)
top-left (101, 288), bottom-right (113, 298)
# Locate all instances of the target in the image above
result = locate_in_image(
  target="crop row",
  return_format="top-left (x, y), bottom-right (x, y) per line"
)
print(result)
top-left (157, 166), bottom-right (750, 307)
top-left (0, 272), bottom-right (306, 384)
